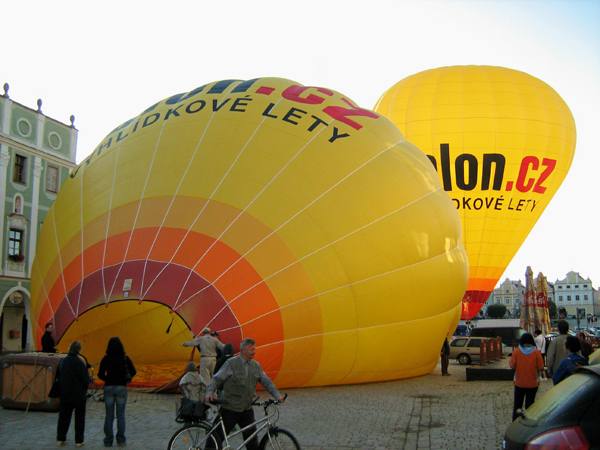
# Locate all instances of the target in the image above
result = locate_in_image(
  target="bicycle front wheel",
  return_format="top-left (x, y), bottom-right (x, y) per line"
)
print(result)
top-left (168, 423), bottom-right (218, 450)
top-left (259, 427), bottom-right (301, 450)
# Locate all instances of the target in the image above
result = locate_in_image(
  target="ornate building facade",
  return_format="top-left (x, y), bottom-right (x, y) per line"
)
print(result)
top-left (0, 84), bottom-right (77, 352)
top-left (483, 278), bottom-right (525, 318)
top-left (553, 271), bottom-right (598, 317)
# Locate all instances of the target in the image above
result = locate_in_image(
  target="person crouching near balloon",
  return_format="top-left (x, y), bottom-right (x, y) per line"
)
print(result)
top-left (177, 361), bottom-right (205, 423)
top-left (509, 333), bottom-right (544, 421)
top-left (205, 338), bottom-right (285, 450)
top-left (56, 341), bottom-right (91, 447)
top-left (98, 337), bottom-right (137, 447)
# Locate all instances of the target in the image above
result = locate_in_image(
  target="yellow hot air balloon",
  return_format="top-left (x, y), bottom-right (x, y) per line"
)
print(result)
top-left (375, 66), bottom-right (576, 319)
top-left (31, 77), bottom-right (467, 387)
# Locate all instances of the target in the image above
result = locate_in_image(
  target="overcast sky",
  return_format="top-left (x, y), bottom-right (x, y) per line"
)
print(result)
top-left (3, 0), bottom-right (599, 287)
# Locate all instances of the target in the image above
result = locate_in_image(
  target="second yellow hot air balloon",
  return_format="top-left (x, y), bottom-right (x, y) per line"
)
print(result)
top-left (376, 66), bottom-right (576, 319)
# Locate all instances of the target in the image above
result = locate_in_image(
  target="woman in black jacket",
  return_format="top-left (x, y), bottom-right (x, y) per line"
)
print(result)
top-left (56, 341), bottom-right (90, 447)
top-left (98, 337), bottom-right (136, 448)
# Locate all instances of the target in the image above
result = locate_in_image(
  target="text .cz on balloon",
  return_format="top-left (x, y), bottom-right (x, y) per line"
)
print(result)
top-left (71, 79), bottom-right (381, 178)
top-left (427, 143), bottom-right (556, 213)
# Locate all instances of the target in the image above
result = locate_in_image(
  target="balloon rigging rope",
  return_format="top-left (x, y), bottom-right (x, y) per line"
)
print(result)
top-left (169, 99), bottom-right (286, 310)
top-left (36, 265), bottom-right (56, 324)
top-left (75, 169), bottom-right (85, 316)
top-left (173, 120), bottom-right (327, 310)
top-left (139, 109), bottom-right (218, 300)
top-left (217, 243), bottom-right (463, 334)
top-left (207, 186), bottom-right (442, 326)
top-left (255, 300), bottom-right (461, 348)
top-left (105, 119), bottom-right (167, 303)
top-left (51, 208), bottom-right (76, 318)
top-left (101, 137), bottom-right (123, 303)
top-left (174, 135), bottom-right (407, 313)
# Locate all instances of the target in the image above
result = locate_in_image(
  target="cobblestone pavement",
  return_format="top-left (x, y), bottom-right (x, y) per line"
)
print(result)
top-left (0, 361), bottom-right (551, 450)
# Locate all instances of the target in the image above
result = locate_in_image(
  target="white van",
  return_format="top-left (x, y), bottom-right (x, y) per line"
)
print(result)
top-left (469, 319), bottom-right (524, 355)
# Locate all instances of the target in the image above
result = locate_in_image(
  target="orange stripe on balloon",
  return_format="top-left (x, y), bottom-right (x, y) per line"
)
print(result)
top-left (466, 277), bottom-right (497, 291)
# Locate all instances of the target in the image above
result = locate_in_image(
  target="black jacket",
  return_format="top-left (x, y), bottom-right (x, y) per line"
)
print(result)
top-left (58, 353), bottom-right (90, 403)
top-left (98, 355), bottom-right (136, 386)
top-left (41, 332), bottom-right (56, 353)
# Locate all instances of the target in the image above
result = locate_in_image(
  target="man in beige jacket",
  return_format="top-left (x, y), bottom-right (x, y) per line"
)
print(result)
top-left (183, 327), bottom-right (224, 390)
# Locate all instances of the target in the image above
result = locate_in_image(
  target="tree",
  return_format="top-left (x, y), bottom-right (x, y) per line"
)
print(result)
top-left (548, 300), bottom-right (557, 319)
top-left (487, 304), bottom-right (507, 319)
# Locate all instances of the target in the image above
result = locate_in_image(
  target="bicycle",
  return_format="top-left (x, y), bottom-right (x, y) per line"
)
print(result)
top-left (167, 394), bottom-right (300, 450)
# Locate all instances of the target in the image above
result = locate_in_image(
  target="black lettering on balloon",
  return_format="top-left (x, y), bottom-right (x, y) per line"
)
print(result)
top-left (262, 103), bottom-right (278, 118)
top-left (283, 107), bottom-right (307, 125)
top-left (186, 100), bottom-right (206, 114)
top-left (440, 143), bottom-right (452, 191)
top-left (212, 98), bottom-right (230, 111)
top-left (143, 113), bottom-right (160, 128)
top-left (481, 153), bottom-right (505, 190)
top-left (230, 96), bottom-right (252, 113)
top-left (329, 127), bottom-right (350, 143)
top-left (307, 115), bottom-right (328, 132)
top-left (164, 105), bottom-right (183, 120)
top-left (427, 155), bottom-right (437, 170)
top-left (455, 154), bottom-right (477, 190)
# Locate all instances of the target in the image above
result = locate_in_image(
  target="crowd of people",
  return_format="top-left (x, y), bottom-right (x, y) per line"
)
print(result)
top-left (42, 324), bottom-right (282, 448)
top-left (42, 317), bottom-right (594, 447)
top-left (508, 320), bottom-right (591, 420)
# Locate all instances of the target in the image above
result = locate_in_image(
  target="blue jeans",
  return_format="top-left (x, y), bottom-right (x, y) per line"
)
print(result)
top-left (104, 385), bottom-right (128, 446)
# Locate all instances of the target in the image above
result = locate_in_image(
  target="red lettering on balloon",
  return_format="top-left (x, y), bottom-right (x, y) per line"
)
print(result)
top-left (516, 156), bottom-right (538, 192)
top-left (323, 98), bottom-right (379, 130)
top-left (256, 86), bottom-right (275, 95)
top-left (281, 85), bottom-right (334, 104)
top-left (532, 158), bottom-right (556, 194)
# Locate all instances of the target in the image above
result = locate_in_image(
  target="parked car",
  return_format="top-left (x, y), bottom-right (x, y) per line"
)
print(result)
top-left (502, 364), bottom-right (600, 449)
top-left (449, 336), bottom-right (494, 365)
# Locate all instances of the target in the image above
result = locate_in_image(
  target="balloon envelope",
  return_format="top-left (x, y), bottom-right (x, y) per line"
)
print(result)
top-left (375, 66), bottom-right (576, 319)
top-left (31, 78), bottom-right (467, 387)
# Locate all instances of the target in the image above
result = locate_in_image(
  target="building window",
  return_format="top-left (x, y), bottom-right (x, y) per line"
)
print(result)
top-left (566, 285), bottom-right (570, 289)
top-left (46, 165), bottom-right (59, 193)
top-left (584, 295), bottom-right (588, 300)
top-left (559, 296), bottom-right (563, 302)
top-left (13, 154), bottom-right (27, 184)
top-left (567, 295), bottom-right (571, 301)
top-left (505, 299), bottom-right (510, 305)
top-left (8, 228), bottom-right (24, 260)
top-left (558, 286), bottom-right (562, 289)
top-left (576, 295), bottom-right (580, 301)
top-left (584, 284), bottom-right (588, 288)
top-left (575, 285), bottom-right (579, 288)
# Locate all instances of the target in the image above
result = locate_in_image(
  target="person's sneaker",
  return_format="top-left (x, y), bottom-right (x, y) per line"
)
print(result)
top-left (56, 442), bottom-right (66, 447)
top-left (75, 443), bottom-right (85, 448)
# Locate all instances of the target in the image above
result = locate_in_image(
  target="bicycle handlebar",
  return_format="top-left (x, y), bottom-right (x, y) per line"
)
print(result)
top-left (252, 393), bottom-right (288, 407)
top-left (206, 393), bottom-right (287, 407)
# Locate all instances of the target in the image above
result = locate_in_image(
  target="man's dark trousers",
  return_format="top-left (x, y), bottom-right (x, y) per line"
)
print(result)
top-left (208, 407), bottom-right (259, 450)
top-left (57, 398), bottom-right (86, 443)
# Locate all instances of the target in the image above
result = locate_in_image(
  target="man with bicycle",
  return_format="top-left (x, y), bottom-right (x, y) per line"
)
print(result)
top-left (205, 338), bottom-right (285, 450)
